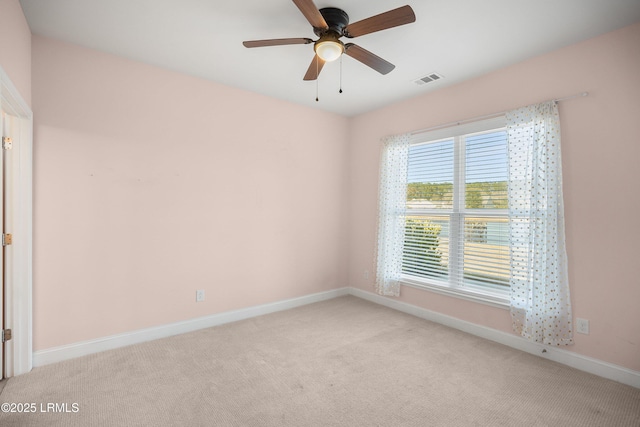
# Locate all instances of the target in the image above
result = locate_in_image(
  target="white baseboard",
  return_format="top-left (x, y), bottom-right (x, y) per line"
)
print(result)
top-left (32, 286), bottom-right (639, 389)
top-left (32, 287), bottom-right (349, 368)
top-left (348, 287), bottom-right (640, 389)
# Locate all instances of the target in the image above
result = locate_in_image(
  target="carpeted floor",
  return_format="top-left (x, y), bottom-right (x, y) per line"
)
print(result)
top-left (0, 295), bottom-right (638, 426)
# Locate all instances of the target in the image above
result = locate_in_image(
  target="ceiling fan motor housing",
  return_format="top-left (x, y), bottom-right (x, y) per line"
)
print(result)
top-left (315, 7), bottom-right (350, 36)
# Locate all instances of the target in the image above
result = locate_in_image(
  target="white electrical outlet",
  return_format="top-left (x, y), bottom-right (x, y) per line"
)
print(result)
top-left (576, 318), bottom-right (589, 334)
top-left (363, 270), bottom-right (370, 280)
top-left (196, 290), bottom-right (205, 302)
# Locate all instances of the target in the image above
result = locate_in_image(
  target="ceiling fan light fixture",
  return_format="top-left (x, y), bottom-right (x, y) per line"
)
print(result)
top-left (243, 1), bottom-right (417, 80)
top-left (315, 38), bottom-right (344, 62)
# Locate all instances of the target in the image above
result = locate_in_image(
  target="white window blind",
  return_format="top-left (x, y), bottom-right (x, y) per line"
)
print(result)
top-left (402, 118), bottom-right (510, 300)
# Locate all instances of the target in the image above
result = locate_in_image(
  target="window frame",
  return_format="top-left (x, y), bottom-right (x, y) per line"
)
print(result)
top-left (400, 116), bottom-right (510, 308)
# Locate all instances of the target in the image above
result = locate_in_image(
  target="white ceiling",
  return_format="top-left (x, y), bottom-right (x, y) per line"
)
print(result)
top-left (19, 0), bottom-right (640, 117)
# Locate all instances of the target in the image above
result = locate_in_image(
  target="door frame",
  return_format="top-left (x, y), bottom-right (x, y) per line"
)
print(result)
top-left (0, 66), bottom-right (33, 377)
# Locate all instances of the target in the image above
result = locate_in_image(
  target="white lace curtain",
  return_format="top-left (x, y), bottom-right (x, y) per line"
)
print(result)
top-left (375, 133), bottom-right (410, 296)
top-left (375, 103), bottom-right (573, 346)
top-left (507, 101), bottom-right (573, 346)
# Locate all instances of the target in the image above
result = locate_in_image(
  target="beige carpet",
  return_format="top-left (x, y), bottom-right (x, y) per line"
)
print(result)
top-left (0, 295), bottom-right (638, 426)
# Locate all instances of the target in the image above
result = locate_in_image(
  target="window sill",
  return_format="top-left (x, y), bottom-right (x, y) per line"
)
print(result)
top-left (400, 276), bottom-right (510, 310)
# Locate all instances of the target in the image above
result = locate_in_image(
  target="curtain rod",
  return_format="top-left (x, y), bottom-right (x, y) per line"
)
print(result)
top-left (410, 91), bottom-right (589, 136)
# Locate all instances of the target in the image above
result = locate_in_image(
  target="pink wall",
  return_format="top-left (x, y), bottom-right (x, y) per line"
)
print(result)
top-left (348, 23), bottom-right (640, 372)
top-left (28, 17), bottom-right (640, 373)
top-left (0, 0), bottom-right (31, 106)
top-left (31, 36), bottom-right (349, 350)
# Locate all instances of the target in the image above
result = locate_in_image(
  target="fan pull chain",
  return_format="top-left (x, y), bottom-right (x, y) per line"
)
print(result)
top-left (339, 55), bottom-right (343, 94)
top-left (315, 57), bottom-right (319, 102)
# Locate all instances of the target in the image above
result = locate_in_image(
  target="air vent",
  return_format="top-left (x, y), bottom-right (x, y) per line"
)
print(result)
top-left (414, 72), bottom-right (443, 86)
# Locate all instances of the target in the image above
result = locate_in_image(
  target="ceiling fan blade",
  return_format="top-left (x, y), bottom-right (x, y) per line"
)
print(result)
top-left (344, 5), bottom-right (416, 38)
top-left (292, 0), bottom-right (328, 29)
top-left (303, 55), bottom-right (326, 81)
top-left (344, 43), bottom-right (395, 75)
top-left (243, 38), bottom-right (313, 48)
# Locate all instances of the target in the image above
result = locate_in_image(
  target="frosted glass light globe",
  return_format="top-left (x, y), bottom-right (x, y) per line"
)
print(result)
top-left (315, 41), bottom-right (344, 62)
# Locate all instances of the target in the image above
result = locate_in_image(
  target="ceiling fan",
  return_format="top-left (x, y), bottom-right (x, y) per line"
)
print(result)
top-left (242, 0), bottom-right (416, 81)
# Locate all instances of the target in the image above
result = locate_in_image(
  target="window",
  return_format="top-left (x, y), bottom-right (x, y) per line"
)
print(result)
top-left (401, 117), bottom-right (510, 304)
top-left (377, 102), bottom-right (571, 341)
